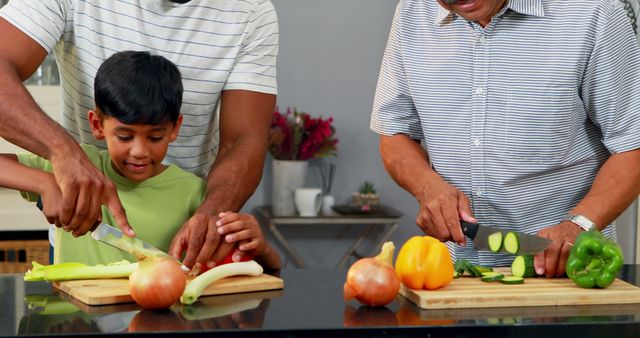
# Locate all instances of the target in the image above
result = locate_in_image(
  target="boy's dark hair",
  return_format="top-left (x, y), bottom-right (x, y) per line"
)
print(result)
top-left (94, 50), bottom-right (182, 125)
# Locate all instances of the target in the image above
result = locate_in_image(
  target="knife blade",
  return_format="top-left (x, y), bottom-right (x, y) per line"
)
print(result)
top-left (460, 220), bottom-right (552, 254)
top-left (36, 197), bottom-right (188, 271)
top-left (89, 222), bottom-right (172, 260)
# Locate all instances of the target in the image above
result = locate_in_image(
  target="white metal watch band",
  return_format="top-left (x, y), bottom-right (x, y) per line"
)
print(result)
top-left (565, 214), bottom-right (597, 231)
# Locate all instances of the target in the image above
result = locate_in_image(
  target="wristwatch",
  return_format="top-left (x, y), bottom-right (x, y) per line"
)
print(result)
top-left (564, 214), bottom-right (597, 231)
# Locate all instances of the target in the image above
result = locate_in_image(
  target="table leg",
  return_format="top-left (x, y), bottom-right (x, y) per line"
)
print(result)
top-left (268, 220), bottom-right (306, 268)
top-left (368, 223), bottom-right (399, 257)
top-left (336, 226), bottom-right (376, 268)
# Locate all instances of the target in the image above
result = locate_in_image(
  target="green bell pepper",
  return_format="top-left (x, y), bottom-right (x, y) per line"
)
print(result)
top-left (566, 230), bottom-right (623, 289)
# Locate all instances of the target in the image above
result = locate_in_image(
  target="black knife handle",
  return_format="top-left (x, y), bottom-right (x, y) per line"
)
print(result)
top-left (460, 220), bottom-right (479, 239)
top-left (36, 196), bottom-right (43, 211)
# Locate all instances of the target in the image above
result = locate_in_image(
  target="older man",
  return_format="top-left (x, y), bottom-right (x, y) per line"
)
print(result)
top-left (371, 0), bottom-right (640, 277)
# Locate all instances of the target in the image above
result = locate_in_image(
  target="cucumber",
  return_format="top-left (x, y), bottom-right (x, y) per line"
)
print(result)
top-left (454, 259), bottom-right (469, 276)
top-left (467, 264), bottom-right (493, 277)
top-left (511, 255), bottom-right (536, 278)
top-left (500, 276), bottom-right (524, 284)
top-left (503, 232), bottom-right (519, 254)
top-left (480, 272), bottom-right (504, 282)
top-left (487, 231), bottom-right (503, 252)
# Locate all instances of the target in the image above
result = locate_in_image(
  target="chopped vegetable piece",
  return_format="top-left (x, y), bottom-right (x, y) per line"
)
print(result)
top-left (487, 231), bottom-right (503, 252)
top-left (500, 276), bottom-right (524, 284)
top-left (180, 260), bottom-right (263, 305)
top-left (467, 264), bottom-right (493, 277)
top-left (503, 232), bottom-right (520, 254)
top-left (511, 255), bottom-right (536, 278)
top-left (24, 261), bottom-right (137, 281)
top-left (480, 272), bottom-right (504, 282)
top-left (454, 259), bottom-right (469, 276)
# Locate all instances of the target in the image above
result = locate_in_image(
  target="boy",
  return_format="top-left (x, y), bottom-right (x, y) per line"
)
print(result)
top-left (0, 51), bottom-right (281, 271)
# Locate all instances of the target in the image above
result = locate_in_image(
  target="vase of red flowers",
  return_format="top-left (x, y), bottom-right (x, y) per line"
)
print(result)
top-left (269, 107), bottom-right (338, 216)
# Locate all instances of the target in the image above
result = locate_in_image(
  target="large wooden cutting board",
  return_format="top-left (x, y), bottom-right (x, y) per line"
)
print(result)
top-left (54, 273), bottom-right (283, 306)
top-left (400, 270), bottom-right (640, 309)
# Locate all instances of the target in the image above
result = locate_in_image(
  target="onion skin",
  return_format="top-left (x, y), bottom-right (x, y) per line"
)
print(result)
top-left (129, 257), bottom-right (187, 309)
top-left (343, 242), bottom-right (400, 307)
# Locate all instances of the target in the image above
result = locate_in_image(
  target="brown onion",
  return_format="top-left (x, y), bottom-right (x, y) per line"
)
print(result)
top-left (129, 256), bottom-right (187, 309)
top-left (343, 242), bottom-right (400, 307)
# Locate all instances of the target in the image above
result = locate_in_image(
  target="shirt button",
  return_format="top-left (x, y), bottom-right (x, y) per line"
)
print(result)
top-left (479, 36), bottom-right (487, 44)
top-left (476, 190), bottom-right (483, 197)
top-left (473, 138), bottom-right (481, 146)
top-left (475, 87), bottom-right (484, 95)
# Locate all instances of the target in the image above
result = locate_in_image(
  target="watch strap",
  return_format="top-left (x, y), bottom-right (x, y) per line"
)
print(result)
top-left (565, 214), bottom-right (597, 231)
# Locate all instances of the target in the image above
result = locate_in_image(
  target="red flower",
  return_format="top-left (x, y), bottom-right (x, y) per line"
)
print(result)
top-left (268, 107), bottom-right (338, 160)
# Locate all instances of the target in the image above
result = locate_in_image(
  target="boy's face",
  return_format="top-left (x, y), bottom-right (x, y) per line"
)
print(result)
top-left (88, 110), bottom-right (182, 182)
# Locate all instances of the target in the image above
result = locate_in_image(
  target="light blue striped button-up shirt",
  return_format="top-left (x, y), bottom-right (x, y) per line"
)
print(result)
top-left (371, 0), bottom-right (640, 266)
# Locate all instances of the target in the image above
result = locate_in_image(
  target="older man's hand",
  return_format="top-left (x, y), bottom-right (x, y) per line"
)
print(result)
top-left (534, 221), bottom-right (582, 278)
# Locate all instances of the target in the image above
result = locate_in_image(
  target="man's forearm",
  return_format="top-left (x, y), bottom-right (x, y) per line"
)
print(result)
top-left (200, 137), bottom-right (266, 214)
top-left (0, 59), bottom-right (79, 160)
top-left (570, 149), bottom-right (640, 229)
top-left (380, 134), bottom-right (439, 200)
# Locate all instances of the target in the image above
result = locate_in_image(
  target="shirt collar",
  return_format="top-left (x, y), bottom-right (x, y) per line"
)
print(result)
top-left (435, 0), bottom-right (545, 25)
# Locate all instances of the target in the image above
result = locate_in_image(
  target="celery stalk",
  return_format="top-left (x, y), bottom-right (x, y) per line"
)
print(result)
top-left (25, 295), bottom-right (80, 315)
top-left (180, 260), bottom-right (263, 305)
top-left (24, 260), bottom-right (138, 281)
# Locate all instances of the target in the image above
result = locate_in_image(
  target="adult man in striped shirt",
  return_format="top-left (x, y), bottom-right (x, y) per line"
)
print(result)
top-left (371, 0), bottom-right (640, 277)
top-left (0, 0), bottom-right (278, 271)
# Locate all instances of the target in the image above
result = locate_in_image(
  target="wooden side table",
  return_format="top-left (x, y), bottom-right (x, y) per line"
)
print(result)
top-left (253, 205), bottom-right (401, 268)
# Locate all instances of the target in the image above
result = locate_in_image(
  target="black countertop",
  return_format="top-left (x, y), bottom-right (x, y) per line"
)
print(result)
top-left (1, 266), bottom-right (640, 338)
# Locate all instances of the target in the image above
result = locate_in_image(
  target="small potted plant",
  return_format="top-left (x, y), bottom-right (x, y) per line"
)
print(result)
top-left (352, 181), bottom-right (380, 212)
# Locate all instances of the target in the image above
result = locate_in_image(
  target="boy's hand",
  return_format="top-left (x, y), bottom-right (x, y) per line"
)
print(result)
top-left (170, 211), bottom-right (226, 270)
top-left (40, 180), bottom-right (64, 228)
top-left (216, 212), bottom-right (268, 258)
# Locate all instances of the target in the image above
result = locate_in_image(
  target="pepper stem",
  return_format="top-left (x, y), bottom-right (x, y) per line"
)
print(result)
top-left (585, 257), bottom-right (603, 272)
top-left (375, 241), bottom-right (396, 266)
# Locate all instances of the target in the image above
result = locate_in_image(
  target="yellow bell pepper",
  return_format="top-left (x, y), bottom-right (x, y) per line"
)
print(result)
top-left (395, 236), bottom-right (454, 290)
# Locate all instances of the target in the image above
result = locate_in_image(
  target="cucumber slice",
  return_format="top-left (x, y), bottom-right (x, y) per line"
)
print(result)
top-left (503, 232), bottom-right (520, 254)
top-left (454, 259), bottom-right (469, 276)
top-left (487, 231), bottom-right (503, 252)
top-left (480, 272), bottom-right (504, 282)
top-left (467, 264), bottom-right (493, 277)
top-left (511, 255), bottom-right (536, 278)
top-left (500, 276), bottom-right (524, 284)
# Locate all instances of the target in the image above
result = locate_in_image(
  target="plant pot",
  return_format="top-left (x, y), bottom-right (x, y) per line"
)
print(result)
top-left (351, 192), bottom-right (380, 211)
top-left (272, 160), bottom-right (308, 216)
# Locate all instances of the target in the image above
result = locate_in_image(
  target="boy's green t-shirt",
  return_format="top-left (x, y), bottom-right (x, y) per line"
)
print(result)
top-left (18, 144), bottom-right (206, 265)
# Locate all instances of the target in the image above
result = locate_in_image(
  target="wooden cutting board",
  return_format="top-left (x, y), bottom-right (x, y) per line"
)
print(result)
top-left (400, 269), bottom-right (640, 309)
top-left (54, 273), bottom-right (283, 306)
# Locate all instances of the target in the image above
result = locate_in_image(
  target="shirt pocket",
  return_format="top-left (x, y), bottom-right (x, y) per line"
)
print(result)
top-left (505, 85), bottom-right (578, 162)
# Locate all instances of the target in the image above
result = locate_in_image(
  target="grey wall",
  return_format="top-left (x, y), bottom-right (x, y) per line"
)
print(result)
top-left (242, 0), bottom-right (638, 267)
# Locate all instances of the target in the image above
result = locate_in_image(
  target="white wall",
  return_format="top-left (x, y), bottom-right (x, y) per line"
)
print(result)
top-left (0, 86), bottom-right (61, 231)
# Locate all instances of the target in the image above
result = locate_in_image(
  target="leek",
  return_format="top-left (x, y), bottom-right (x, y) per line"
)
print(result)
top-left (24, 260), bottom-right (138, 281)
top-left (180, 260), bottom-right (263, 305)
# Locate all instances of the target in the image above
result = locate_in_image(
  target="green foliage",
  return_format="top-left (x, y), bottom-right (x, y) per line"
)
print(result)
top-left (358, 181), bottom-right (377, 195)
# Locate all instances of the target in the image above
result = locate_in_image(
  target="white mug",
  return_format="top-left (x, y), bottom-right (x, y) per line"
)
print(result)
top-left (294, 188), bottom-right (322, 216)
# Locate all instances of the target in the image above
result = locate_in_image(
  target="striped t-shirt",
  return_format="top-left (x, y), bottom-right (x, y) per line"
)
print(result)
top-left (371, 0), bottom-right (640, 266)
top-left (0, 0), bottom-right (278, 178)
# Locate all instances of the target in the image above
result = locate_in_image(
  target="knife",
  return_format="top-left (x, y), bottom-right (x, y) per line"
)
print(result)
top-left (460, 220), bottom-right (552, 254)
top-left (36, 198), bottom-right (188, 271)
